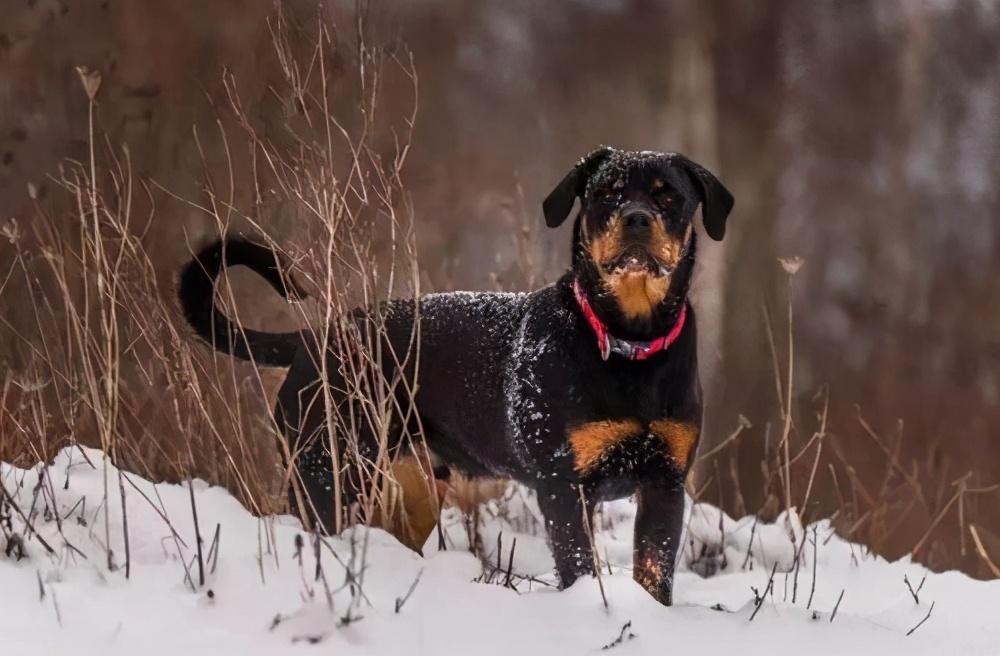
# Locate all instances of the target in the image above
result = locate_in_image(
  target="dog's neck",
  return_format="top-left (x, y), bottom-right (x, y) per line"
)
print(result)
top-left (572, 279), bottom-right (688, 361)
top-left (571, 240), bottom-right (696, 344)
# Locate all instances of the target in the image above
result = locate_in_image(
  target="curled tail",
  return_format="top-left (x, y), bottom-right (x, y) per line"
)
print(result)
top-left (178, 238), bottom-right (305, 366)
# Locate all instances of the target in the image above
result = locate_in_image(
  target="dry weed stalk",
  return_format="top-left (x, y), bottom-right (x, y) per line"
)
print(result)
top-left (210, 8), bottom-right (431, 537)
top-left (0, 4), bottom-right (434, 574)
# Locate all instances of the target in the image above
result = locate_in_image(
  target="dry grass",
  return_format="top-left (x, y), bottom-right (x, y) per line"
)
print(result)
top-left (0, 5), bottom-right (444, 552)
top-left (688, 257), bottom-right (1000, 580)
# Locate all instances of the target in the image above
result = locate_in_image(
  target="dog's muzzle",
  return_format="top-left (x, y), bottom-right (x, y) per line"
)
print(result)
top-left (622, 207), bottom-right (654, 231)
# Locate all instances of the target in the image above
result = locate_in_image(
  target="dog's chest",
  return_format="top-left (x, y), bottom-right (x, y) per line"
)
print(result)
top-left (580, 357), bottom-right (684, 418)
top-left (559, 354), bottom-right (700, 489)
top-left (498, 287), bottom-right (699, 481)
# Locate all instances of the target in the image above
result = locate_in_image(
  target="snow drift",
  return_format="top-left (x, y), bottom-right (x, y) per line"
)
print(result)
top-left (1, 447), bottom-right (997, 655)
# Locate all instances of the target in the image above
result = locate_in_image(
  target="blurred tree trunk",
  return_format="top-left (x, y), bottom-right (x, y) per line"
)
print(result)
top-left (704, 0), bottom-right (789, 516)
top-left (660, 1), bottom-right (725, 419)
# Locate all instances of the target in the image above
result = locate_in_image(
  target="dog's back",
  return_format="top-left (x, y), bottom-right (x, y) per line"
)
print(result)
top-left (383, 289), bottom-right (537, 477)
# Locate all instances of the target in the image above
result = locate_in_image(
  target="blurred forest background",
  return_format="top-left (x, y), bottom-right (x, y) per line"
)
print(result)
top-left (1, 0), bottom-right (999, 577)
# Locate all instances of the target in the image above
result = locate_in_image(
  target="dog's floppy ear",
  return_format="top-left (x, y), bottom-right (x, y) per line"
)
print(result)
top-left (676, 156), bottom-right (735, 241)
top-left (542, 146), bottom-right (613, 228)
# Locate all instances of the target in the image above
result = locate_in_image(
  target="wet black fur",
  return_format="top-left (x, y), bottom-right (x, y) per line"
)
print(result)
top-left (177, 146), bottom-right (733, 606)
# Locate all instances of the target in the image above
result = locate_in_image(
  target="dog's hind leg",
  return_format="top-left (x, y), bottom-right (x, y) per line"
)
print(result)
top-left (278, 376), bottom-right (406, 535)
top-left (275, 376), bottom-right (341, 533)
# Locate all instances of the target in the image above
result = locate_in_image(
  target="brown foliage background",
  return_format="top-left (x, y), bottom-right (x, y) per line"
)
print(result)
top-left (1, 1), bottom-right (999, 576)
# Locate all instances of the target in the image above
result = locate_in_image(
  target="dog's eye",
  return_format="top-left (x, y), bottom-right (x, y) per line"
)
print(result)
top-left (594, 188), bottom-right (618, 200)
top-left (654, 189), bottom-right (679, 206)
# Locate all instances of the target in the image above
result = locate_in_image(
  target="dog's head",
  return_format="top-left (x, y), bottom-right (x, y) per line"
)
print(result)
top-left (543, 147), bottom-right (733, 325)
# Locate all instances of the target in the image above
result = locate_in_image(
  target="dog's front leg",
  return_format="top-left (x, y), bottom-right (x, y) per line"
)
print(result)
top-left (537, 481), bottom-right (596, 589)
top-left (633, 481), bottom-right (685, 605)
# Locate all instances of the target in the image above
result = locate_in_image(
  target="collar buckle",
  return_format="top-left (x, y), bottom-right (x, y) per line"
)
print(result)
top-left (608, 336), bottom-right (639, 360)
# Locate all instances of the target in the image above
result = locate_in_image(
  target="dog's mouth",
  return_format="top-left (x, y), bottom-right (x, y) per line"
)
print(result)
top-left (604, 245), bottom-right (673, 278)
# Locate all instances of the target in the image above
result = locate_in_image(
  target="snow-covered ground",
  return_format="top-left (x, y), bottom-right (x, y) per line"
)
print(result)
top-left (1, 447), bottom-right (997, 655)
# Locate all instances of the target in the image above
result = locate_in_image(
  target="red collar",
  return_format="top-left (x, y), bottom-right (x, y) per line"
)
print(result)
top-left (571, 279), bottom-right (688, 361)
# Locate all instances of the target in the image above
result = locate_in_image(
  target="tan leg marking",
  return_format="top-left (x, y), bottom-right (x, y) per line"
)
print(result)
top-left (568, 418), bottom-right (644, 472)
top-left (649, 419), bottom-right (700, 471)
top-left (634, 550), bottom-right (664, 595)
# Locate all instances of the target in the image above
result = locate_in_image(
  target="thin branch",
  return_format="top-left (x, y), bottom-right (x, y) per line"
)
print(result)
top-left (904, 573), bottom-right (926, 605)
top-left (969, 525), bottom-right (1000, 578)
top-left (906, 601), bottom-right (935, 636)
top-left (829, 589), bottom-right (845, 623)
top-left (394, 568), bottom-right (423, 613)
top-left (188, 479), bottom-right (206, 588)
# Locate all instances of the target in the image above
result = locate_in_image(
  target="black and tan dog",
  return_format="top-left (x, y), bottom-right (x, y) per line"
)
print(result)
top-left (178, 146), bottom-right (733, 605)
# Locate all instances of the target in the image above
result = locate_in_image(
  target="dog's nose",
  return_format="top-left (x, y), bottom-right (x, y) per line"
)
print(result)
top-left (623, 209), bottom-right (652, 230)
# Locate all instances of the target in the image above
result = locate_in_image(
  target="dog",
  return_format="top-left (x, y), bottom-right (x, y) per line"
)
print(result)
top-left (178, 146), bottom-right (733, 605)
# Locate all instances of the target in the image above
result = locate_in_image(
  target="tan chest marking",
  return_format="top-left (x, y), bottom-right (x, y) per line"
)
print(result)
top-left (605, 274), bottom-right (670, 319)
top-left (585, 213), bottom-right (689, 320)
top-left (569, 418), bottom-right (700, 473)
top-left (568, 418), bottom-right (644, 473)
top-left (649, 419), bottom-right (699, 471)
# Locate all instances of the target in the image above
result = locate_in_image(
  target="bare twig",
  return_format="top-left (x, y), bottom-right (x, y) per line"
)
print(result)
top-left (696, 415), bottom-right (752, 465)
top-left (578, 485), bottom-right (607, 609)
top-left (503, 537), bottom-right (518, 588)
top-left (748, 563), bottom-right (778, 622)
top-left (207, 523), bottom-right (222, 575)
top-left (969, 525), bottom-right (1000, 578)
top-left (791, 525), bottom-right (808, 604)
top-left (906, 601), bottom-right (935, 636)
top-left (118, 469), bottom-right (130, 579)
top-left (188, 479), bottom-right (205, 588)
top-left (830, 589), bottom-right (845, 623)
top-left (394, 568), bottom-right (424, 613)
top-left (807, 525), bottom-right (818, 610)
top-left (904, 573), bottom-right (926, 605)
top-left (0, 482), bottom-right (55, 555)
top-left (741, 515), bottom-right (759, 570)
top-left (601, 621), bottom-right (637, 650)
